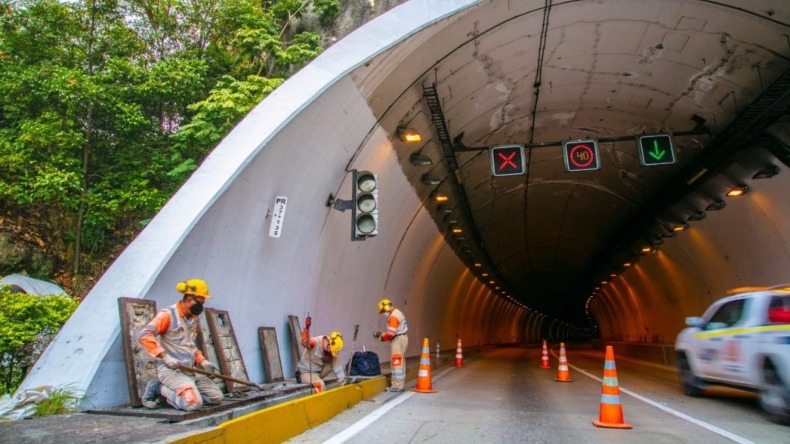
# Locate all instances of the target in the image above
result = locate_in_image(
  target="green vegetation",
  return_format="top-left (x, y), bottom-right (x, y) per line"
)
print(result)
top-left (0, 287), bottom-right (78, 394)
top-left (0, 0), bottom-right (339, 293)
top-left (32, 385), bottom-right (84, 417)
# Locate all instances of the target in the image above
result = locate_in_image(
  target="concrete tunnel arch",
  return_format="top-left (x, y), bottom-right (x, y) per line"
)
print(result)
top-left (18, 0), bottom-right (790, 410)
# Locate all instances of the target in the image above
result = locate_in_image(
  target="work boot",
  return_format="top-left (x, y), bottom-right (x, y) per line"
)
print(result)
top-left (384, 387), bottom-right (403, 393)
top-left (142, 379), bottom-right (162, 409)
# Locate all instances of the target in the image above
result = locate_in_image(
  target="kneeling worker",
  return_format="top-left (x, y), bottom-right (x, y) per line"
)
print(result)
top-left (296, 317), bottom-right (346, 393)
top-left (138, 278), bottom-right (224, 411)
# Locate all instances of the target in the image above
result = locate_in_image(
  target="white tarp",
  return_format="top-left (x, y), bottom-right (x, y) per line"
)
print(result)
top-left (0, 274), bottom-right (67, 296)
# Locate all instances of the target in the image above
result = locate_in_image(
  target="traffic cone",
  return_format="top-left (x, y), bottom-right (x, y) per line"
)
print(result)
top-left (592, 345), bottom-right (632, 429)
top-left (554, 342), bottom-right (573, 382)
top-left (454, 338), bottom-right (464, 367)
top-left (539, 339), bottom-right (551, 369)
top-left (412, 338), bottom-right (438, 393)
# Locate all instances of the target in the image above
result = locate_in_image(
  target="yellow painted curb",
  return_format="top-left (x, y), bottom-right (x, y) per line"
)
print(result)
top-left (168, 377), bottom-right (387, 444)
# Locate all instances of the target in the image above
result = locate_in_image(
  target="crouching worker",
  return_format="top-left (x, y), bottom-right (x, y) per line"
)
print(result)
top-left (296, 327), bottom-right (346, 393)
top-left (137, 278), bottom-right (224, 411)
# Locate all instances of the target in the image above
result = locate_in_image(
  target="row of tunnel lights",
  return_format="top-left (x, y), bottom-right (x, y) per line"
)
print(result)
top-left (584, 163), bottom-right (782, 325)
top-left (398, 126), bottom-right (548, 318)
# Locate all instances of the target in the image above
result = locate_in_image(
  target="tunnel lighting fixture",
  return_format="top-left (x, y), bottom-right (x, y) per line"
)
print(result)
top-left (474, 263), bottom-right (482, 267)
top-left (397, 126), bottom-right (422, 143)
top-left (421, 173), bottom-right (441, 186)
top-left (410, 152), bottom-right (433, 166)
top-left (601, 280), bottom-right (608, 285)
top-left (686, 167), bottom-right (708, 185)
top-left (481, 273), bottom-right (489, 277)
top-left (726, 185), bottom-right (748, 197)
top-left (686, 211), bottom-right (705, 221)
top-left (444, 214), bottom-right (458, 224)
top-left (433, 194), bottom-right (448, 203)
top-left (495, 286), bottom-right (500, 290)
top-left (752, 165), bottom-right (779, 179)
top-left (623, 262), bottom-right (632, 268)
top-left (673, 222), bottom-right (689, 232)
top-left (437, 204), bottom-right (454, 214)
top-left (451, 227), bottom-right (463, 234)
top-left (489, 280), bottom-right (495, 284)
top-left (661, 229), bottom-right (676, 238)
top-left (640, 246), bottom-right (652, 254)
top-left (705, 199), bottom-right (726, 211)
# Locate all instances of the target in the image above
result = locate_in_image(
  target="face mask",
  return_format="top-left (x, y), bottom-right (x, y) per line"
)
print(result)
top-left (383, 312), bottom-right (390, 319)
top-left (189, 301), bottom-right (204, 316)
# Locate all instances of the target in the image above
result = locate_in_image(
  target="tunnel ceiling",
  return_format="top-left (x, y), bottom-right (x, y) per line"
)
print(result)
top-left (357, 0), bottom-right (790, 323)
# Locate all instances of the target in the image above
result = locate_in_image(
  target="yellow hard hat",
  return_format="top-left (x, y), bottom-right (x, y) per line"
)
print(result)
top-left (176, 278), bottom-right (211, 298)
top-left (378, 298), bottom-right (392, 313)
top-left (329, 331), bottom-right (344, 356)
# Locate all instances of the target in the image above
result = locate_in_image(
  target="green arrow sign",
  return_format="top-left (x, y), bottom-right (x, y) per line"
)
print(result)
top-left (638, 134), bottom-right (675, 166)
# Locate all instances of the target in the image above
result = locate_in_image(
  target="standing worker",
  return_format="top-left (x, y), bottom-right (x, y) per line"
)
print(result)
top-left (296, 316), bottom-right (346, 393)
top-left (375, 298), bottom-right (408, 392)
top-left (138, 278), bottom-right (224, 411)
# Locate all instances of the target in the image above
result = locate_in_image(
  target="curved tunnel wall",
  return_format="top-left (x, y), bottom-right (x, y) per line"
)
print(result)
top-left (591, 157), bottom-right (790, 343)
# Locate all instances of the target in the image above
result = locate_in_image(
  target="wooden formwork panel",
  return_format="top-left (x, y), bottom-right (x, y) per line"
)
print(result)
top-left (118, 297), bottom-right (157, 407)
top-left (288, 315), bottom-right (305, 373)
top-left (199, 315), bottom-right (227, 393)
top-left (205, 308), bottom-right (250, 392)
top-left (258, 327), bottom-right (284, 383)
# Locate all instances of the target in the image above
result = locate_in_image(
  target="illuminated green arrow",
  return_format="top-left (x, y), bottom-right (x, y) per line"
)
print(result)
top-left (649, 139), bottom-right (666, 160)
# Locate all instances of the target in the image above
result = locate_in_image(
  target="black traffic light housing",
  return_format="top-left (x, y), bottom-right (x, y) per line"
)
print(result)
top-left (352, 169), bottom-right (379, 241)
top-left (326, 169), bottom-right (380, 241)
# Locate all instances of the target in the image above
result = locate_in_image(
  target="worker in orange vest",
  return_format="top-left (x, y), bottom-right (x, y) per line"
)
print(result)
top-left (374, 298), bottom-right (409, 392)
top-left (138, 278), bottom-right (223, 411)
top-left (295, 316), bottom-right (346, 393)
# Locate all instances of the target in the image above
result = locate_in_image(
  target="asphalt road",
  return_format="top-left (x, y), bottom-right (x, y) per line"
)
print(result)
top-left (286, 344), bottom-right (788, 444)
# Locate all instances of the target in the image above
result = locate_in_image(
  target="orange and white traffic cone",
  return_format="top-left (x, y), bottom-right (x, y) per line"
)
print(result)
top-left (412, 337), bottom-right (438, 393)
top-left (592, 345), bottom-right (632, 429)
top-left (554, 342), bottom-right (573, 382)
top-left (454, 338), bottom-right (464, 367)
top-left (539, 339), bottom-right (551, 369)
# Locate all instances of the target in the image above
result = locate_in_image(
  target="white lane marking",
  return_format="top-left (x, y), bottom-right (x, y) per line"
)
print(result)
top-left (323, 367), bottom-right (454, 444)
top-left (570, 363), bottom-right (755, 444)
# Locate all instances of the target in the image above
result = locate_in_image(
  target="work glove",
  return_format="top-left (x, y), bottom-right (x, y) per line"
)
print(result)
top-left (161, 354), bottom-right (179, 369)
top-left (373, 331), bottom-right (382, 339)
top-left (201, 361), bottom-right (219, 374)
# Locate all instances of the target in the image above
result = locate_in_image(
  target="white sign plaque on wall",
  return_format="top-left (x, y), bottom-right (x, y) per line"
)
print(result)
top-left (268, 196), bottom-right (288, 238)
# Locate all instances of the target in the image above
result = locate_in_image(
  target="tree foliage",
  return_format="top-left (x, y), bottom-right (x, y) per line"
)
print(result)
top-left (0, 0), bottom-right (336, 290)
top-left (0, 287), bottom-right (78, 394)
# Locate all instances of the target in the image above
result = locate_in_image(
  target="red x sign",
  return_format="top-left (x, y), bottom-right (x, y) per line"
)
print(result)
top-left (490, 145), bottom-right (525, 176)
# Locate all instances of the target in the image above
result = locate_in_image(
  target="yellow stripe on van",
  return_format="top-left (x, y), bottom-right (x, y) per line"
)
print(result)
top-left (692, 324), bottom-right (790, 339)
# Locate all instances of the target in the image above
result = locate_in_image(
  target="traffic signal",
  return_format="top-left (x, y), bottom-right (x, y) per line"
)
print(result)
top-left (562, 139), bottom-right (600, 172)
top-left (352, 170), bottom-right (378, 240)
top-left (637, 134), bottom-right (675, 166)
top-left (490, 144), bottom-right (526, 176)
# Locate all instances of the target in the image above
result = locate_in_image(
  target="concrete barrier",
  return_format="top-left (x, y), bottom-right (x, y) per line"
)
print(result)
top-left (168, 377), bottom-right (388, 444)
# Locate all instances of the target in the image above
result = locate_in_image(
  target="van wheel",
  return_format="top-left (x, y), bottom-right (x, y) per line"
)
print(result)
top-left (678, 354), bottom-right (702, 397)
top-left (759, 363), bottom-right (790, 425)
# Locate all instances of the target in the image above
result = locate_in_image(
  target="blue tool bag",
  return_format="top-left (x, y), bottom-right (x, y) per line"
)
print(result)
top-left (349, 351), bottom-right (381, 376)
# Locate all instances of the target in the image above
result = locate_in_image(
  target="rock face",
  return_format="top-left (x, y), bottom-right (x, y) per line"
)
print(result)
top-left (0, 218), bottom-right (56, 279)
top-left (334, 0), bottom-right (408, 39)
